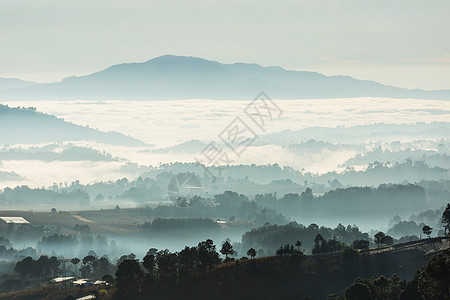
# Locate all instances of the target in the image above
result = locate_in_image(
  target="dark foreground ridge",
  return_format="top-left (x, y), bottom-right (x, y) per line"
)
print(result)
top-left (1, 237), bottom-right (447, 300)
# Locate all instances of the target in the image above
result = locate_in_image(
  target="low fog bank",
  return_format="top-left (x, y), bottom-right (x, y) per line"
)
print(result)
top-left (1, 120), bottom-right (450, 189)
top-left (4, 99), bottom-right (450, 147)
top-left (2, 157), bottom-right (449, 211)
top-left (1, 203), bottom-right (446, 267)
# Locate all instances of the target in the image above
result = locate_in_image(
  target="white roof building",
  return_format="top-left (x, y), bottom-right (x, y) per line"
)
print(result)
top-left (51, 276), bottom-right (75, 283)
top-left (76, 295), bottom-right (96, 300)
top-left (72, 279), bottom-right (89, 285)
top-left (0, 217), bottom-right (30, 224)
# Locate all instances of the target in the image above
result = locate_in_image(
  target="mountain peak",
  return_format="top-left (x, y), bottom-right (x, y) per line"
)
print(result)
top-left (142, 55), bottom-right (223, 72)
top-left (146, 54), bottom-right (212, 63)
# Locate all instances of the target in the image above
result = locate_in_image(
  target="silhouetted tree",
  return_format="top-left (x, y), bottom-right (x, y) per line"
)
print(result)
top-left (417, 249), bottom-right (450, 299)
top-left (116, 259), bottom-right (143, 298)
top-left (49, 256), bottom-right (61, 278)
top-left (36, 255), bottom-right (51, 278)
top-left (374, 232), bottom-right (386, 247)
top-left (276, 245), bottom-right (284, 257)
top-left (117, 255), bottom-right (129, 266)
top-left (295, 240), bottom-right (302, 251)
top-left (198, 239), bottom-right (220, 273)
top-left (97, 257), bottom-right (112, 278)
top-left (220, 240), bottom-right (234, 260)
top-left (142, 252), bottom-right (156, 274)
top-left (441, 203), bottom-right (450, 235)
top-left (117, 253), bottom-right (136, 266)
top-left (285, 244), bottom-right (294, 256)
top-left (70, 257), bottom-right (80, 274)
top-left (155, 249), bottom-right (178, 290)
top-left (81, 255), bottom-right (97, 278)
top-left (312, 234), bottom-right (325, 254)
top-left (422, 225), bottom-right (432, 238)
top-left (381, 235), bottom-right (394, 246)
top-left (247, 248), bottom-right (256, 259)
top-left (142, 249), bottom-right (158, 293)
top-left (14, 256), bottom-right (36, 279)
top-left (276, 243), bottom-right (296, 263)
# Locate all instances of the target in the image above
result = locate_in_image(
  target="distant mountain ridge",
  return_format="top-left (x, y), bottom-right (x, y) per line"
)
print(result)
top-left (0, 104), bottom-right (147, 146)
top-left (2, 55), bottom-right (450, 100)
top-left (0, 78), bottom-right (36, 91)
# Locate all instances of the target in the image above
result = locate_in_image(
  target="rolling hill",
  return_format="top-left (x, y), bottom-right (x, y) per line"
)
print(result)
top-left (0, 104), bottom-right (147, 146)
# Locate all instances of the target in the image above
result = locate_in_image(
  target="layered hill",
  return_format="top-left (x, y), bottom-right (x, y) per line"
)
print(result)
top-left (0, 104), bottom-right (146, 146)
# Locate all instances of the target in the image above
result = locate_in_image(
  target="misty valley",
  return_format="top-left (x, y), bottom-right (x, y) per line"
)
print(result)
top-left (0, 97), bottom-right (449, 300)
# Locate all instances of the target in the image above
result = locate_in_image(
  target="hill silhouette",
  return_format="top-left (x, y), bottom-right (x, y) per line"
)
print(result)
top-left (2, 55), bottom-right (450, 100)
top-left (0, 104), bottom-right (147, 146)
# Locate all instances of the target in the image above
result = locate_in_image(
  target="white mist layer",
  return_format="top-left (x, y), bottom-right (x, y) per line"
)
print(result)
top-left (1, 98), bottom-right (450, 188)
top-left (5, 98), bottom-right (450, 147)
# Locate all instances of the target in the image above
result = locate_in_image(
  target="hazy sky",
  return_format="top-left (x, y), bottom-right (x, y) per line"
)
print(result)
top-left (1, 0), bottom-right (449, 90)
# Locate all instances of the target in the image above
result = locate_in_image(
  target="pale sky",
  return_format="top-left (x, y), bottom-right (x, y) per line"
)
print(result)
top-left (1, 0), bottom-right (449, 90)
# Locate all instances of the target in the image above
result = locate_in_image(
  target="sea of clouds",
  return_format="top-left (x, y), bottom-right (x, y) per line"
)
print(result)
top-left (1, 97), bottom-right (450, 188)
